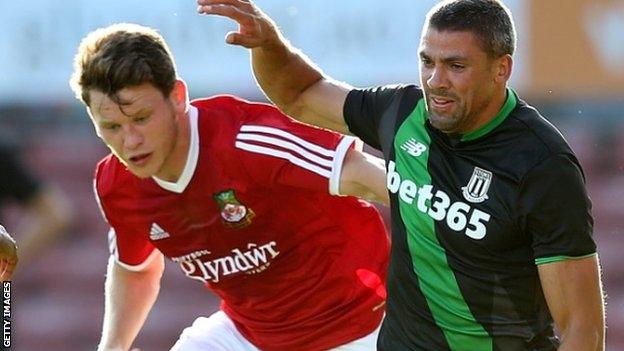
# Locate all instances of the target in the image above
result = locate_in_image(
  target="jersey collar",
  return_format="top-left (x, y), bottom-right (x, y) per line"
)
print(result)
top-left (461, 87), bottom-right (517, 142)
top-left (152, 105), bottom-right (199, 193)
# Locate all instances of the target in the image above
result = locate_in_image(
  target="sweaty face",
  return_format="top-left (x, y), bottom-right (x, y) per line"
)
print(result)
top-left (88, 83), bottom-right (182, 179)
top-left (419, 28), bottom-right (498, 134)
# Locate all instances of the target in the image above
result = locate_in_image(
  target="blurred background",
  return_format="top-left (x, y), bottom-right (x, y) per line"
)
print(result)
top-left (1, 0), bottom-right (622, 350)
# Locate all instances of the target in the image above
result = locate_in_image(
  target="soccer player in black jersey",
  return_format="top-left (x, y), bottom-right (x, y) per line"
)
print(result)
top-left (200, 0), bottom-right (605, 349)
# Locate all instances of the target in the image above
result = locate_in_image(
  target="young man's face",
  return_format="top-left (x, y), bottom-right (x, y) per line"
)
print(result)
top-left (87, 83), bottom-right (184, 179)
top-left (419, 27), bottom-right (504, 134)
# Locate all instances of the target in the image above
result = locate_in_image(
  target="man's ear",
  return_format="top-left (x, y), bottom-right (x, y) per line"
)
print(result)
top-left (494, 54), bottom-right (513, 84)
top-left (171, 79), bottom-right (189, 113)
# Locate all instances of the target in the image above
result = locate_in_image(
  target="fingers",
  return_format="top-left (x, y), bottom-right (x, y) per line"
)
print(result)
top-left (225, 32), bottom-right (260, 48)
top-left (197, 4), bottom-right (255, 26)
top-left (196, 0), bottom-right (275, 49)
top-left (197, 0), bottom-right (254, 16)
top-left (198, 0), bottom-right (252, 8)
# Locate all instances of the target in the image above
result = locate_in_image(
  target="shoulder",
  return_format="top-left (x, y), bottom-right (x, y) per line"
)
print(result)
top-left (498, 96), bottom-right (580, 173)
top-left (192, 95), bottom-right (283, 123)
top-left (191, 95), bottom-right (294, 152)
top-left (347, 84), bottom-right (423, 107)
top-left (511, 100), bottom-right (572, 154)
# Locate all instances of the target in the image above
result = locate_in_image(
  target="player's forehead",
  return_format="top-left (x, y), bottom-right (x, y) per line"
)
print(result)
top-left (88, 84), bottom-right (160, 120)
top-left (419, 27), bottom-right (486, 61)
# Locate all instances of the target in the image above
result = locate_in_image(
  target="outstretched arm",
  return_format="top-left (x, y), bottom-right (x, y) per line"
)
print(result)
top-left (197, 0), bottom-right (352, 134)
top-left (97, 253), bottom-right (164, 351)
top-left (340, 149), bottom-right (388, 205)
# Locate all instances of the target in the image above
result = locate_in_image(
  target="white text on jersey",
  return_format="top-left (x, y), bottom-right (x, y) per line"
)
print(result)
top-left (174, 242), bottom-right (280, 283)
top-left (387, 161), bottom-right (491, 239)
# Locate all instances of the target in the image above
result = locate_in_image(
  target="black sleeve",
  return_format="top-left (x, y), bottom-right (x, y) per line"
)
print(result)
top-left (0, 147), bottom-right (41, 204)
top-left (517, 153), bottom-right (596, 261)
top-left (343, 84), bottom-right (409, 150)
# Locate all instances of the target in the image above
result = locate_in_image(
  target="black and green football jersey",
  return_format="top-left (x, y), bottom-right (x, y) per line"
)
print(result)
top-left (344, 85), bottom-right (596, 351)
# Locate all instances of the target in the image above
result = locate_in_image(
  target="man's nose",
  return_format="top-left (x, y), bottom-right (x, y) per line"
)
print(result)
top-left (123, 125), bottom-right (143, 150)
top-left (426, 67), bottom-right (450, 90)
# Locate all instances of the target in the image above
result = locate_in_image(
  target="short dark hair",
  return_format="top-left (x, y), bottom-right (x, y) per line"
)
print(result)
top-left (70, 23), bottom-right (177, 107)
top-left (426, 0), bottom-right (516, 58)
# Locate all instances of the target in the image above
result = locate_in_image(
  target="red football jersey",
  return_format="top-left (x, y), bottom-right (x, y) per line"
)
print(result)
top-left (94, 96), bottom-right (389, 351)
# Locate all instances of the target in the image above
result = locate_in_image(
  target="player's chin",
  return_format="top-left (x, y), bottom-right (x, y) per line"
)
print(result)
top-left (126, 164), bottom-right (156, 179)
top-left (428, 113), bottom-right (459, 133)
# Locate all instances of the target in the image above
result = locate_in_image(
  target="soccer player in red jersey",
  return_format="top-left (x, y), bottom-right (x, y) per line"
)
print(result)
top-left (70, 23), bottom-right (390, 351)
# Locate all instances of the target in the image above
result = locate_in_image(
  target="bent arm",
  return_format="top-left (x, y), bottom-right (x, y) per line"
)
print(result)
top-left (339, 148), bottom-right (388, 205)
top-left (98, 253), bottom-right (164, 351)
top-left (538, 255), bottom-right (605, 351)
top-left (251, 43), bottom-right (352, 134)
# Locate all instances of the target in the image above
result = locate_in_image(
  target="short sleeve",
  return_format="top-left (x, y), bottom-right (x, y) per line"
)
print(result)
top-left (343, 85), bottom-right (407, 150)
top-left (94, 167), bottom-right (156, 271)
top-left (0, 147), bottom-right (41, 203)
top-left (517, 153), bottom-right (596, 264)
top-left (234, 103), bottom-right (360, 195)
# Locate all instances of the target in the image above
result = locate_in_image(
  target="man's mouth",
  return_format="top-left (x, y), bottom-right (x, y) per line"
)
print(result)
top-left (430, 96), bottom-right (455, 109)
top-left (128, 153), bottom-right (152, 166)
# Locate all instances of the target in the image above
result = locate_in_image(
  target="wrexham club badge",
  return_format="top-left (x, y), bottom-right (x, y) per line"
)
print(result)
top-left (213, 189), bottom-right (255, 229)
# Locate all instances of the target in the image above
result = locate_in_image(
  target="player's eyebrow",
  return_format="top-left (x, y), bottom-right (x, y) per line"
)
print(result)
top-left (124, 107), bottom-right (151, 118)
top-left (420, 51), bottom-right (468, 63)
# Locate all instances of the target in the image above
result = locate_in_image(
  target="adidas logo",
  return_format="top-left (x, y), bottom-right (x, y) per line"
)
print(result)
top-left (149, 223), bottom-right (170, 241)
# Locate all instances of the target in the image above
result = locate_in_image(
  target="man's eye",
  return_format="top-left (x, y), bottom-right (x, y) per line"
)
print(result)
top-left (103, 124), bottom-right (120, 131)
top-left (421, 58), bottom-right (434, 67)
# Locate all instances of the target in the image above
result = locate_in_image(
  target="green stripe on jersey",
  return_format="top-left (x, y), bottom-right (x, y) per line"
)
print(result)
top-left (535, 252), bottom-right (596, 265)
top-left (395, 100), bottom-right (492, 350)
top-left (461, 88), bottom-right (517, 142)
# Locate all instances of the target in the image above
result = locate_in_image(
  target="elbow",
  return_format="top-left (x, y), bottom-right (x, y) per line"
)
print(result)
top-left (559, 321), bottom-right (605, 350)
top-left (280, 98), bottom-right (310, 124)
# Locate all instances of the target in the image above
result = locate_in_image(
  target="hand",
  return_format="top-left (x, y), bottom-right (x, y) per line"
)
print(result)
top-left (197, 0), bottom-right (280, 48)
top-left (0, 225), bottom-right (18, 281)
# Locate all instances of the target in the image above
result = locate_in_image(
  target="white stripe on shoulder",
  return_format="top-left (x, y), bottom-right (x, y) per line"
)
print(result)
top-left (237, 132), bottom-right (333, 168)
top-left (239, 125), bottom-right (335, 157)
top-left (235, 141), bottom-right (332, 178)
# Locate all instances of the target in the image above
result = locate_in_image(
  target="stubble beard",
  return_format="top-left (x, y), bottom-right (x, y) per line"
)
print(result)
top-left (426, 96), bottom-right (467, 134)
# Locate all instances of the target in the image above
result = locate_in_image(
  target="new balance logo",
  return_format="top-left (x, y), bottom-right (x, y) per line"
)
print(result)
top-left (149, 223), bottom-right (170, 241)
top-left (400, 138), bottom-right (427, 157)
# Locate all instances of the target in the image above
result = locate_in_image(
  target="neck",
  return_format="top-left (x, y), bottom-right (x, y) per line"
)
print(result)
top-left (464, 86), bottom-right (507, 134)
top-left (156, 110), bottom-right (191, 182)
